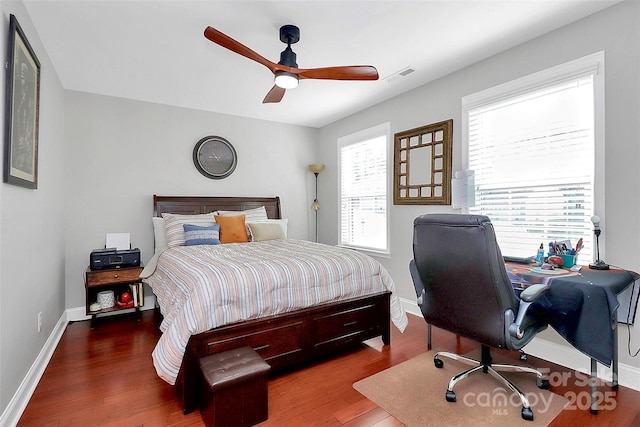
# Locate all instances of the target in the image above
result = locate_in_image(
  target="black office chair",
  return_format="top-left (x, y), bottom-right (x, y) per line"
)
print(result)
top-left (410, 213), bottom-right (551, 421)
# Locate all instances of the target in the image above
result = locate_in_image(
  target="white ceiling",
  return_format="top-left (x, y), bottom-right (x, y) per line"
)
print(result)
top-left (24, 0), bottom-right (619, 128)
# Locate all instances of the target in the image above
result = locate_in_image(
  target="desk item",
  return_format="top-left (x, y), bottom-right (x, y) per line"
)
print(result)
top-left (530, 266), bottom-right (570, 275)
top-left (503, 255), bottom-right (536, 264)
top-left (548, 255), bottom-right (564, 267)
top-left (536, 243), bottom-right (545, 263)
top-left (589, 215), bottom-right (609, 270)
top-left (557, 254), bottom-right (577, 268)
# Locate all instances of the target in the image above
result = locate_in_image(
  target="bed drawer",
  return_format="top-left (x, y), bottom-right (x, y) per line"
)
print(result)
top-left (204, 321), bottom-right (305, 368)
top-left (313, 302), bottom-right (380, 351)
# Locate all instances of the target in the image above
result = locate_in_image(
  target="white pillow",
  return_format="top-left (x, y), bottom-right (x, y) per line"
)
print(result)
top-left (216, 206), bottom-right (269, 222)
top-left (152, 217), bottom-right (168, 253)
top-left (247, 218), bottom-right (288, 238)
top-left (161, 212), bottom-right (217, 247)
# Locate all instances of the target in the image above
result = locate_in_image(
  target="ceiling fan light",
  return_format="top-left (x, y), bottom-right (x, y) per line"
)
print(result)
top-left (275, 71), bottom-right (299, 89)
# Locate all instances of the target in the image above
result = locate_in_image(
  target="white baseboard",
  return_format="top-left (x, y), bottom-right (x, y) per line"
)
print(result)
top-left (398, 296), bottom-right (640, 392)
top-left (400, 296), bottom-right (421, 317)
top-left (522, 336), bottom-right (640, 391)
top-left (1, 295), bottom-right (157, 427)
top-left (0, 312), bottom-right (68, 427)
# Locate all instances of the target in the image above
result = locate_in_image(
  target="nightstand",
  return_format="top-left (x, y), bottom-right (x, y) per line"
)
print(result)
top-left (85, 265), bottom-right (144, 328)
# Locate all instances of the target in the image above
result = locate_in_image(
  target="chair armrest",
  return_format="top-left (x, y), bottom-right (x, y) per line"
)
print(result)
top-left (509, 284), bottom-right (550, 339)
top-left (519, 284), bottom-right (550, 302)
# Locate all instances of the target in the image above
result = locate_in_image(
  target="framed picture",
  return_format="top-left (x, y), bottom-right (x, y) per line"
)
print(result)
top-left (393, 120), bottom-right (453, 205)
top-left (4, 14), bottom-right (40, 189)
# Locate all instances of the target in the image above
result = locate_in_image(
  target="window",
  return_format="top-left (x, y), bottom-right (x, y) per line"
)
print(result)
top-left (338, 123), bottom-right (390, 255)
top-left (462, 52), bottom-right (604, 264)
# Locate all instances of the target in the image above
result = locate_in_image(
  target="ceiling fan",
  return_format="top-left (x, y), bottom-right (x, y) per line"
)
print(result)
top-left (203, 24), bottom-right (379, 103)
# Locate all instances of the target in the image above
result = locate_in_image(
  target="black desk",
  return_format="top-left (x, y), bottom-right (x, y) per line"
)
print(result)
top-left (508, 264), bottom-right (639, 413)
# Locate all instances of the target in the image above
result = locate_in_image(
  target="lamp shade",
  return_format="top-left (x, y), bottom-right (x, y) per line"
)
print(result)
top-left (308, 164), bottom-right (325, 174)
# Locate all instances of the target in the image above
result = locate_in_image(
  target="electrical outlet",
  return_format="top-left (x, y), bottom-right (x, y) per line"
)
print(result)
top-left (38, 312), bottom-right (42, 333)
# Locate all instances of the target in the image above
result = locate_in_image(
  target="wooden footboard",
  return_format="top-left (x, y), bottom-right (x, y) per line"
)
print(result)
top-left (178, 291), bottom-right (391, 414)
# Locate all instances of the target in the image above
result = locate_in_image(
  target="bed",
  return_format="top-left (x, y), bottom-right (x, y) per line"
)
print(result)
top-left (144, 195), bottom-right (407, 413)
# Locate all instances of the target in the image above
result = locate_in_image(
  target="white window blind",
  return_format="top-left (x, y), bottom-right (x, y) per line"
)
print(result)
top-left (464, 61), bottom-right (601, 264)
top-left (338, 124), bottom-right (389, 254)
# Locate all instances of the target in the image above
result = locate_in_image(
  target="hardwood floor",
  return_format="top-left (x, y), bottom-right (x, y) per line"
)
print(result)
top-left (17, 310), bottom-right (640, 426)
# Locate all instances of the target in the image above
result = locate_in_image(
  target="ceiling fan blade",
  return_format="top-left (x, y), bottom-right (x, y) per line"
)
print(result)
top-left (297, 65), bottom-right (379, 81)
top-left (204, 26), bottom-right (279, 74)
top-left (263, 85), bottom-right (286, 103)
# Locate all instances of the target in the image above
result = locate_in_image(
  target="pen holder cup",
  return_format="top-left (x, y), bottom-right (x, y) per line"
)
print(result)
top-left (556, 254), bottom-right (577, 268)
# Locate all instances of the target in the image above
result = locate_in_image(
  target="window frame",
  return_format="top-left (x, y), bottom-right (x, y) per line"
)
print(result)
top-left (461, 51), bottom-right (605, 259)
top-left (337, 122), bottom-right (391, 257)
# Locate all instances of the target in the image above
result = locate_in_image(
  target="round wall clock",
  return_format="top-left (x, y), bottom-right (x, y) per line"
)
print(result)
top-left (193, 136), bottom-right (237, 179)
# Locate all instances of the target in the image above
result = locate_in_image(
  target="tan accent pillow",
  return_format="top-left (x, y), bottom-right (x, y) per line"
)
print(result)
top-left (215, 214), bottom-right (250, 243)
top-left (162, 213), bottom-right (217, 247)
top-left (247, 222), bottom-right (286, 241)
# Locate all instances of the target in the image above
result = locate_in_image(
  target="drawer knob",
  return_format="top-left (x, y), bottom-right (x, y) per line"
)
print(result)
top-left (113, 274), bottom-right (119, 278)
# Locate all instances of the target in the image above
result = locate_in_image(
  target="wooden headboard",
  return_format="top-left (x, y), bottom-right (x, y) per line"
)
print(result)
top-left (153, 195), bottom-right (282, 219)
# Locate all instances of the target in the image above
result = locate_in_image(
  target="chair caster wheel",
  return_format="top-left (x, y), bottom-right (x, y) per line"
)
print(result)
top-left (537, 378), bottom-right (549, 389)
top-left (521, 407), bottom-right (534, 421)
top-left (434, 358), bottom-right (444, 369)
top-left (446, 390), bottom-right (456, 402)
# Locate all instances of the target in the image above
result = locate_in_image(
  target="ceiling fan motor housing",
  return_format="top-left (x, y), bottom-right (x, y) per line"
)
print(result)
top-left (279, 24), bottom-right (300, 44)
top-left (279, 47), bottom-right (297, 67)
top-left (278, 25), bottom-right (300, 67)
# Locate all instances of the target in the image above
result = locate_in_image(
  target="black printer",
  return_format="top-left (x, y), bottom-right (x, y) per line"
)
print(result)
top-left (90, 247), bottom-right (140, 270)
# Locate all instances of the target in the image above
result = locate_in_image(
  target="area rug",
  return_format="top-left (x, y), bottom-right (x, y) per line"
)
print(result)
top-left (353, 350), bottom-right (568, 426)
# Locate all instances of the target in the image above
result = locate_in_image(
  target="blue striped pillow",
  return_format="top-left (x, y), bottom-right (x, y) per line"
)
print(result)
top-left (183, 223), bottom-right (220, 246)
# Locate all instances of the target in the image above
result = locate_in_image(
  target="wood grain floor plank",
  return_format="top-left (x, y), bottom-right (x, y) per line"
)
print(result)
top-left (17, 310), bottom-right (640, 426)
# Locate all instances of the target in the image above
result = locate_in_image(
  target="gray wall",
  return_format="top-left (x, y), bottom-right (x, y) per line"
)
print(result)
top-left (63, 91), bottom-right (318, 309)
top-left (317, 1), bottom-right (640, 366)
top-left (0, 1), bottom-right (66, 414)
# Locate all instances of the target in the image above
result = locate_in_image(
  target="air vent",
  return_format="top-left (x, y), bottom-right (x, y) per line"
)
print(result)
top-left (383, 67), bottom-right (415, 83)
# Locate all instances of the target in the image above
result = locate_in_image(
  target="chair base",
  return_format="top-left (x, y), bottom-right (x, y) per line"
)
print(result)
top-left (434, 344), bottom-right (549, 422)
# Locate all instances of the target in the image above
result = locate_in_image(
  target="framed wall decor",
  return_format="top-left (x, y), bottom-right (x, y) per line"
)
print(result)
top-left (393, 119), bottom-right (453, 205)
top-left (4, 14), bottom-right (41, 189)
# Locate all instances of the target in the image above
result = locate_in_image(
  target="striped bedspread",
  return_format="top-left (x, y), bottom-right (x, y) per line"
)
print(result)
top-left (145, 239), bottom-right (407, 385)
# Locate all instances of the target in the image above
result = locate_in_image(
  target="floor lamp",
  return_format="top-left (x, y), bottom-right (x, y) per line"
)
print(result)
top-left (308, 164), bottom-right (325, 242)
